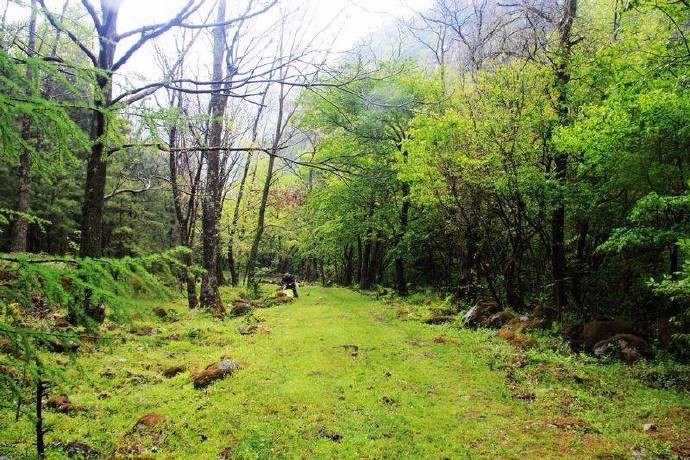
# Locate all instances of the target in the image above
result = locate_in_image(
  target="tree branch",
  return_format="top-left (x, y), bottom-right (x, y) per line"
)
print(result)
top-left (37, 0), bottom-right (98, 66)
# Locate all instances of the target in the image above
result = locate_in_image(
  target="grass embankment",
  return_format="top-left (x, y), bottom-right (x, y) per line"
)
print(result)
top-left (1, 286), bottom-right (689, 458)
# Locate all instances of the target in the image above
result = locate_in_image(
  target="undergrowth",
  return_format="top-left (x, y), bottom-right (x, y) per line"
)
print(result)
top-left (0, 247), bottom-right (196, 458)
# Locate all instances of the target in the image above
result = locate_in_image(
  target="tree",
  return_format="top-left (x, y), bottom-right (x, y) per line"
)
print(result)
top-left (9, 0), bottom-right (37, 253)
top-left (297, 63), bottom-right (438, 293)
top-left (199, 0), bottom-right (231, 311)
top-left (36, 0), bottom-right (275, 258)
top-left (227, 82), bottom-right (270, 286)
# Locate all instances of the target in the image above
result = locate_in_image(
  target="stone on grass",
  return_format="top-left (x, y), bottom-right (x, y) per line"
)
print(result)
top-left (276, 290), bottom-right (294, 299)
top-left (566, 319), bottom-right (637, 351)
top-left (498, 328), bottom-right (536, 348)
top-left (237, 324), bottom-right (270, 336)
top-left (193, 359), bottom-right (239, 388)
top-left (593, 333), bottom-right (652, 364)
top-left (340, 344), bottom-right (359, 353)
top-left (382, 395), bottom-right (396, 405)
top-left (135, 326), bottom-right (159, 336)
top-left (152, 307), bottom-right (168, 319)
top-left (509, 315), bottom-right (544, 332)
top-left (484, 310), bottom-right (516, 329)
top-left (424, 315), bottom-right (454, 325)
top-left (134, 412), bottom-right (166, 429)
top-left (0, 339), bottom-right (15, 355)
top-left (46, 395), bottom-right (73, 413)
top-left (100, 368), bottom-right (115, 378)
top-left (51, 314), bottom-right (71, 328)
top-left (47, 338), bottom-right (80, 353)
top-left (49, 441), bottom-right (100, 459)
top-left (265, 290), bottom-right (295, 307)
top-left (218, 447), bottom-right (234, 459)
top-left (643, 423), bottom-right (657, 432)
top-left (230, 300), bottom-right (252, 316)
top-left (463, 299), bottom-right (502, 328)
top-left (317, 427), bottom-right (342, 442)
top-left (163, 365), bottom-right (186, 378)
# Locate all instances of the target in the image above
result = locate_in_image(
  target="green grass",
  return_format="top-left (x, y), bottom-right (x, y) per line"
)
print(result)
top-left (1, 286), bottom-right (689, 459)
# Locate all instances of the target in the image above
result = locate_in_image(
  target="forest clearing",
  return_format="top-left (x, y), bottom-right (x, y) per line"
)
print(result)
top-left (1, 0), bottom-right (690, 458)
top-left (2, 285), bottom-right (689, 459)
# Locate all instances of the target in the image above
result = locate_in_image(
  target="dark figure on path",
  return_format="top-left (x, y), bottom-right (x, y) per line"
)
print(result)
top-left (281, 272), bottom-right (299, 298)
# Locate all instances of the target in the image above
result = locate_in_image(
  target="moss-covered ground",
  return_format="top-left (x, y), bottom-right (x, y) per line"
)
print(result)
top-left (1, 286), bottom-right (689, 459)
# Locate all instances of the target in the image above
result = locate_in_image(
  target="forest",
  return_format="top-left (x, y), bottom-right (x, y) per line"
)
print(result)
top-left (1, 0), bottom-right (689, 458)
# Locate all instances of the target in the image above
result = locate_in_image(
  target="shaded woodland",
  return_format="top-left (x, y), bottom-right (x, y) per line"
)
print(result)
top-left (1, 1), bottom-right (690, 455)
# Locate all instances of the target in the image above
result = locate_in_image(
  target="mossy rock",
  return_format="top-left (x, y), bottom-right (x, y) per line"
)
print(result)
top-left (193, 359), bottom-right (239, 388)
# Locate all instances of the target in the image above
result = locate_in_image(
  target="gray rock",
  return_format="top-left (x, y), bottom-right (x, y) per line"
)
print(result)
top-left (592, 334), bottom-right (652, 364)
top-left (462, 299), bottom-right (502, 328)
top-left (643, 423), bottom-right (657, 432)
top-left (217, 359), bottom-right (238, 372)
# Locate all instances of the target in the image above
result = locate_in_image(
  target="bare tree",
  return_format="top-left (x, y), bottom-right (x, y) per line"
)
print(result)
top-left (418, 0), bottom-right (518, 73)
top-left (154, 31), bottom-right (204, 308)
top-left (227, 81), bottom-right (270, 286)
top-left (36, 0), bottom-right (276, 257)
top-left (243, 4), bottom-right (333, 288)
top-left (199, 0), bottom-right (231, 311)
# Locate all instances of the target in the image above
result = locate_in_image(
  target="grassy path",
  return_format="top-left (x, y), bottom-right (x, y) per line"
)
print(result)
top-left (2, 286), bottom-right (689, 458)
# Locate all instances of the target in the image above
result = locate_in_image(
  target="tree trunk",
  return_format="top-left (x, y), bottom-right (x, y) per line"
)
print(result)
top-left (246, 81), bottom-right (287, 286)
top-left (356, 235), bottom-right (363, 284)
top-left (394, 189), bottom-right (410, 295)
top-left (343, 244), bottom-right (354, 285)
top-left (228, 84), bottom-right (269, 286)
top-left (373, 232), bottom-right (385, 284)
top-left (79, 5), bottom-right (120, 257)
top-left (360, 236), bottom-right (372, 290)
top-left (185, 253), bottom-right (198, 308)
top-left (319, 259), bottom-right (326, 286)
top-left (80, 109), bottom-right (109, 257)
top-left (227, 154), bottom-right (252, 286)
top-left (505, 259), bottom-right (523, 308)
top-left (394, 144), bottom-right (410, 295)
top-left (168, 85), bottom-right (200, 308)
top-left (216, 250), bottom-right (226, 285)
top-left (670, 243), bottom-right (679, 277)
top-left (572, 219), bottom-right (588, 312)
top-left (227, 244), bottom-right (239, 286)
top-left (35, 376), bottom-right (44, 460)
top-left (550, 0), bottom-right (577, 319)
top-left (10, 0), bottom-right (37, 253)
top-left (246, 154), bottom-right (276, 286)
top-left (200, 0), bottom-right (228, 312)
top-left (12, 141), bottom-right (31, 252)
top-left (367, 235), bottom-right (379, 288)
top-left (459, 229), bottom-right (478, 300)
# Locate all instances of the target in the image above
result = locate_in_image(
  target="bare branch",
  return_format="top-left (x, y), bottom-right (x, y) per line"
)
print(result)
top-left (36, 0), bottom-right (98, 66)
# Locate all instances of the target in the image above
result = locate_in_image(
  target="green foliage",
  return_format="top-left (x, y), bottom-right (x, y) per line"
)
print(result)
top-left (0, 208), bottom-right (51, 233)
top-left (0, 252), bottom-right (183, 323)
top-left (0, 248), bottom-right (192, 447)
top-left (0, 52), bottom-right (88, 165)
top-left (297, 64), bottom-right (442, 286)
top-left (600, 193), bottom-right (690, 253)
top-left (285, 1), bottom-right (690, 346)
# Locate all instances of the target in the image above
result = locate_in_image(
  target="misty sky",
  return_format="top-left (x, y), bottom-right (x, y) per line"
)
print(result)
top-left (5, 0), bottom-right (432, 88)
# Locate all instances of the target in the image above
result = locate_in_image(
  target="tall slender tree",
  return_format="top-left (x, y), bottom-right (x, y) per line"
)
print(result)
top-left (10, 0), bottom-right (37, 253)
top-left (199, 0), bottom-right (230, 310)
